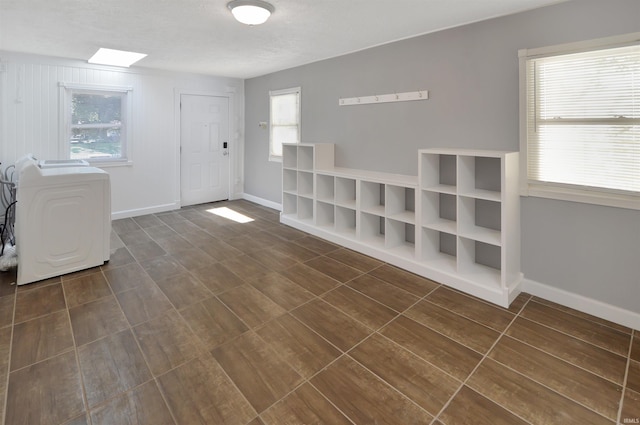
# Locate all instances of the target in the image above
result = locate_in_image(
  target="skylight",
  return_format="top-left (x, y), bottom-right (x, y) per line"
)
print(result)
top-left (88, 48), bottom-right (147, 67)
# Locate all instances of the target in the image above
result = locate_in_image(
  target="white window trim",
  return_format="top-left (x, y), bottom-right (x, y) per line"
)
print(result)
top-left (269, 86), bottom-right (301, 162)
top-left (59, 82), bottom-right (133, 166)
top-left (518, 32), bottom-right (640, 211)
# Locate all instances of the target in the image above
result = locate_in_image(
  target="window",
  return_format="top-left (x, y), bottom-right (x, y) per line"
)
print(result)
top-left (269, 87), bottom-right (300, 161)
top-left (60, 83), bottom-right (132, 163)
top-left (520, 33), bottom-right (640, 209)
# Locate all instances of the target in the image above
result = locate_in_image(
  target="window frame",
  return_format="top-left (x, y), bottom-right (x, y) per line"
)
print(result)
top-left (59, 82), bottom-right (133, 166)
top-left (269, 86), bottom-right (301, 162)
top-left (519, 32), bottom-right (640, 210)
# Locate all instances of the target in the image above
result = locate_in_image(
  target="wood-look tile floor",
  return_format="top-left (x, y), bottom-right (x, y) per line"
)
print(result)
top-left (0, 199), bottom-right (638, 425)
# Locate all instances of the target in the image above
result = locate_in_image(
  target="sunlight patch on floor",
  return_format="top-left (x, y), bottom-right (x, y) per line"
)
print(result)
top-left (206, 207), bottom-right (254, 223)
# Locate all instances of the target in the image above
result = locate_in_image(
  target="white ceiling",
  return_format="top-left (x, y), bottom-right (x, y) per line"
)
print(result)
top-left (0, 0), bottom-right (565, 79)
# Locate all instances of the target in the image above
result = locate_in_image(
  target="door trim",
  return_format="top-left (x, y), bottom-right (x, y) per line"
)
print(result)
top-left (174, 88), bottom-right (238, 207)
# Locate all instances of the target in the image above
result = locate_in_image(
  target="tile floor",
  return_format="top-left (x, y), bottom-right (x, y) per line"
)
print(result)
top-left (0, 199), bottom-right (638, 425)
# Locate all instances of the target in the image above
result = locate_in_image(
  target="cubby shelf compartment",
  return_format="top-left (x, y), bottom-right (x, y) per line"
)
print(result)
top-left (297, 171), bottom-right (314, 198)
top-left (360, 181), bottom-right (386, 216)
top-left (386, 185), bottom-right (415, 224)
top-left (458, 196), bottom-right (501, 246)
top-left (282, 192), bottom-right (297, 216)
top-left (297, 197), bottom-right (314, 223)
top-left (316, 174), bottom-right (335, 202)
top-left (386, 219), bottom-right (416, 258)
top-left (458, 155), bottom-right (502, 201)
top-left (458, 237), bottom-right (502, 289)
top-left (359, 212), bottom-right (385, 249)
top-left (421, 228), bottom-right (457, 273)
top-left (421, 191), bottom-right (456, 234)
top-left (316, 200), bottom-right (335, 229)
top-left (335, 206), bottom-right (356, 237)
top-left (420, 153), bottom-right (457, 194)
top-left (335, 177), bottom-right (357, 209)
top-left (283, 169), bottom-right (297, 194)
top-left (281, 144), bottom-right (521, 308)
top-left (283, 145), bottom-right (298, 169)
top-left (297, 146), bottom-right (314, 171)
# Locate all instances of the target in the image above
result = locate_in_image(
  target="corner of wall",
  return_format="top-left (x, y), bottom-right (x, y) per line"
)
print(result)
top-left (241, 193), bottom-right (282, 211)
top-left (523, 277), bottom-right (640, 330)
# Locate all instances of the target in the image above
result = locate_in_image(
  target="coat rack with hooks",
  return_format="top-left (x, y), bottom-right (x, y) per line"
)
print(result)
top-left (339, 90), bottom-right (429, 106)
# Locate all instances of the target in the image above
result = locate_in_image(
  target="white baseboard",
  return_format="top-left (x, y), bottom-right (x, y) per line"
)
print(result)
top-left (523, 278), bottom-right (640, 330)
top-left (111, 202), bottom-right (179, 220)
top-left (241, 193), bottom-right (282, 211)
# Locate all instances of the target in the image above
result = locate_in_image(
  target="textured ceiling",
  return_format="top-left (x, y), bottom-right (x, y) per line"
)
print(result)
top-left (0, 0), bottom-right (566, 79)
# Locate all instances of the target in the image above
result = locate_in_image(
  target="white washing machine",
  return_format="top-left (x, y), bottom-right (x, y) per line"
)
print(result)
top-left (15, 156), bottom-right (111, 285)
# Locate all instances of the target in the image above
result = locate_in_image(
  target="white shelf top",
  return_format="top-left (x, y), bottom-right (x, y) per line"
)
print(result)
top-left (387, 211), bottom-right (416, 224)
top-left (361, 205), bottom-right (386, 217)
top-left (315, 166), bottom-right (418, 187)
top-left (423, 218), bottom-right (457, 234)
top-left (422, 184), bottom-right (457, 195)
top-left (335, 199), bottom-right (357, 209)
top-left (419, 148), bottom-right (516, 158)
top-left (316, 198), bottom-right (335, 205)
top-left (459, 188), bottom-right (501, 202)
top-left (460, 225), bottom-right (501, 246)
top-left (284, 142), bottom-right (334, 148)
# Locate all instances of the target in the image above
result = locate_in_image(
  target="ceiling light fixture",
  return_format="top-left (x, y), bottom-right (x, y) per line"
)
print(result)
top-left (88, 48), bottom-right (147, 67)
top-left (227, 0), bottom-right (274, 25)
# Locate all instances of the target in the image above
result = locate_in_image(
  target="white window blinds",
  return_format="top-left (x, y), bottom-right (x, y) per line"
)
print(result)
top-left (525, 44), bottom-right (640, 196)
top-left (269, 87), bottom-right (301, 161)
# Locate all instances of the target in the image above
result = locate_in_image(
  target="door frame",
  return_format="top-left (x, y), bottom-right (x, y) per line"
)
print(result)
top-left (174, 88), bottom-right (238, 207)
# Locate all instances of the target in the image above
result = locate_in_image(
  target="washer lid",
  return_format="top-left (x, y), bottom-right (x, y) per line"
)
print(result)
top-left (38, 159), bottom-right (90, 169)
top-left (17, 163), bottom-right (109, 188)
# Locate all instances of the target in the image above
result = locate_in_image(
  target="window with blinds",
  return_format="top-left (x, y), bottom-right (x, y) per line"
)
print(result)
top-left (520, 35), bottom-right (640, 209)
top-left (269, 87), bottom-right (301, 162)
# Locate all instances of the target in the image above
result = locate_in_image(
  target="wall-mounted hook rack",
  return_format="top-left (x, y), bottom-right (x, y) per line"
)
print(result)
top-left (339, 90), bottom-right (429, 106)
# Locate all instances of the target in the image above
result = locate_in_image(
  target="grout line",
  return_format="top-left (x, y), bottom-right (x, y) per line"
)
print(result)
top-left (484, 349), bottom-right (621, 422)
top-left (300, 381), bottom-right (359, 425)
top-left (340, 333), bottom-right (441, 422)
top-left (442, 294), bottom-right (627, 424)
top-left (503, 316), bottom-right (627, 386)
top-left (617, 329), bottom-right (635, 425)
top-left (518, 309), bottom-right (629, 358)
top-left (529, 296), bottom-right (633, 335)
top-left (101, 260), bottom-right (180, 425)
top-left (7, 200), bottom-right (632, 425)
top-left (0, 288), bottom-right (17, 425)
top-left (430, 295), bottom-right (535, 425)
top-left (60, 276), bottom-right (93, 425)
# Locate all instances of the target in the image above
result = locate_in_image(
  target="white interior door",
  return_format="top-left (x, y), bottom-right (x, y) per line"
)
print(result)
top-left (180, 94), bottom-right (230, 206)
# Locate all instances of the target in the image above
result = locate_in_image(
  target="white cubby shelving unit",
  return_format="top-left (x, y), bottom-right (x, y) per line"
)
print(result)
top-left (280, 143), bottom-right (521, 307)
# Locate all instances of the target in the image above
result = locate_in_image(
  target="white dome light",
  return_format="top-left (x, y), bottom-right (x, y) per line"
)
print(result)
top-left (227, 0), bottom-right (274, 25)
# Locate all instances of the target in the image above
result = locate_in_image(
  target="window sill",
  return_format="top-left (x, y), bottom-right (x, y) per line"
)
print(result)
top-left (89, 160), bottom-right (133, 168)
top-left (523, 183), bottom-right (640, 211)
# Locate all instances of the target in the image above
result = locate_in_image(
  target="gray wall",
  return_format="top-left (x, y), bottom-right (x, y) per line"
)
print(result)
top-left (244, 0), bottom-right (640, 313)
